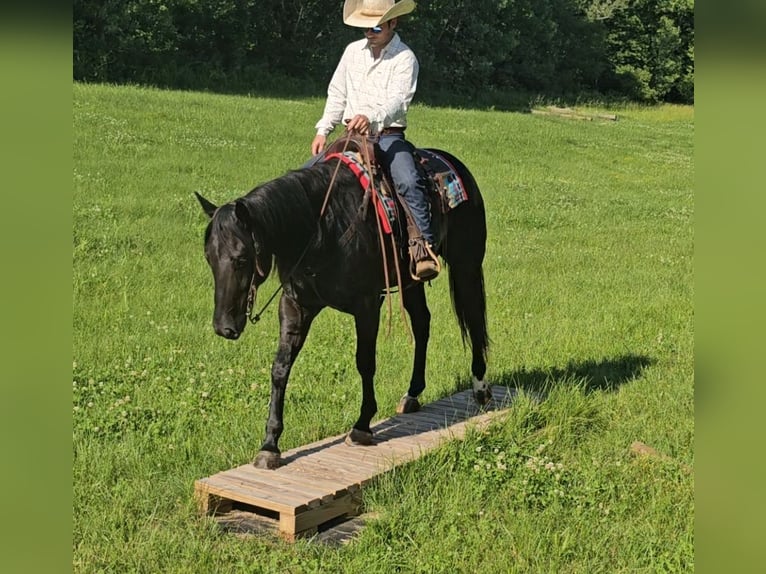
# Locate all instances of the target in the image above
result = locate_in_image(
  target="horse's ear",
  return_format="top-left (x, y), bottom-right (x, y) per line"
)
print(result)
top-left (195, 192), bottom-right (218, 219)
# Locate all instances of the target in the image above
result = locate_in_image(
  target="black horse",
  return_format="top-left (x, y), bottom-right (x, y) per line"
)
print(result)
top-left (196, 143), bottom-right (489, 469)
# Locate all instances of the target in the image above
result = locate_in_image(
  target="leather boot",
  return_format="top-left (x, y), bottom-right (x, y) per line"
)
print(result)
top-left (408, 227), bottom-right (440, 281)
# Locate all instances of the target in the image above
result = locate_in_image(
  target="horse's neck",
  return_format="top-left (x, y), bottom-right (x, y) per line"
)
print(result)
top-left (242, 173), bottom-right (327, 258)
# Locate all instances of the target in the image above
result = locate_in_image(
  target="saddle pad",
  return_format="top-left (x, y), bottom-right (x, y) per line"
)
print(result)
top-left (416, 149), bottom-right (469, 211)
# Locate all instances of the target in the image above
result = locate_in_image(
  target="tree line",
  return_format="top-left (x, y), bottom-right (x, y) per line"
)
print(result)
top-left (73, 0), bottom-right (693, 104)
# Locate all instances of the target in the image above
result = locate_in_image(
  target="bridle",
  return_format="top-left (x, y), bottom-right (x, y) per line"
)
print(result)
top-left (246, 271), bottom-right (280, 323)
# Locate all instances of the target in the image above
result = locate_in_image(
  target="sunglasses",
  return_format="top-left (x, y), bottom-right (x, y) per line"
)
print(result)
top-left (367, 26), bottom-right (384, 33)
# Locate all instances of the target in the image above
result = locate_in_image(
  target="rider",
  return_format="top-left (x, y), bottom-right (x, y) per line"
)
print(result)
top-left (310, 0), bottom-right (439, 281)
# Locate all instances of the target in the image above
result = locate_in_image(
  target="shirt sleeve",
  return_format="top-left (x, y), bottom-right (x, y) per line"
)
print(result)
top-left (315, 47), bottom-right (350, 136)
top-left (367, 51), bottom-right (418, 135)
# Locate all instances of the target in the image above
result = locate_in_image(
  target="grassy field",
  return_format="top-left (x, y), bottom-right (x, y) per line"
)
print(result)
top-left (73, 82), bottom-right (693, 573)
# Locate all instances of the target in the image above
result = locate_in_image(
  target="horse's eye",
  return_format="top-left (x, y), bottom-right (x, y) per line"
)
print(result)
top-left (232, 257), bottom-right (249, 269)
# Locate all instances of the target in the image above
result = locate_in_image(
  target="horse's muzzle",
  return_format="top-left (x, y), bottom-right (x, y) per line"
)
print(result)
top-left (215, 326), bottom-right (241, 340)
top-left (213, 308), bottom-right (247, 340)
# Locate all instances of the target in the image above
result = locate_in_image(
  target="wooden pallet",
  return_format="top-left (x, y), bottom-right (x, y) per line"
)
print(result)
top-left (195, 385), bottom-right (515, 541)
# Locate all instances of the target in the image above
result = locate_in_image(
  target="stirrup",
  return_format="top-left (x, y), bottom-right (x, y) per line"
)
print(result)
top-left (408, 239), bottom-right (441, 281)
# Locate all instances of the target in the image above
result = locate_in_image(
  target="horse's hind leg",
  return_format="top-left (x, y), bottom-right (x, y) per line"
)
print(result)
top-left (253, 295), bottom-right (319, 469)
top-left (396, 283), bottom-right (430, 414)
top-left (346, 298), bottom-right (381, 446)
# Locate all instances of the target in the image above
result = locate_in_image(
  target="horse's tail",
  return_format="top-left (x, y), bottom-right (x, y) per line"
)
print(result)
top-left (448, 264), bottom-right (489, 364)
top-left (433, 149), bottom-right (490, 367)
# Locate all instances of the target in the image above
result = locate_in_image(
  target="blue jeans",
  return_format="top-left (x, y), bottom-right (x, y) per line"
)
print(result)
top-left (303, 133), bottom-right (433, 244)
top-left (377, 133), bottom-right (433, 244)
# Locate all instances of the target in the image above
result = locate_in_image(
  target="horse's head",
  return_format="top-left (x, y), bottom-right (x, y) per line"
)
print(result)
top-left (196, 192), bottom-right (272, 340)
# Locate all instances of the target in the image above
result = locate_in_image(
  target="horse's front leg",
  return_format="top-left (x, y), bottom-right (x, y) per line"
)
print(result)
top-left (253, 295), bottom-right (319, 469)
top-left (396, 283), bottom-right (430, 414)
top-left (346, 298), bottom-right (381, 446)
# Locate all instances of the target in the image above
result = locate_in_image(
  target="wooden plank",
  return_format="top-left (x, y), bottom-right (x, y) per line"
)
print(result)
top-left (283, 451), bottom-right (371, 478)
top-left (431, 390), bottom-right (472, 408)
top-left (287, 462), bottom-right (372, 489)
top-left (292, 492), bottom-right (360, 535)
top-left (407, 410), bottom-right (454, 427)
top-left (225, 468), bottom-right (337, 505)
top-left (196, 385), bottom-right (517, 541)
top-left (371, 423), bottom-right (419, 439)
top-left (429, 395), bottom-right (470, 410)
top-left (372, 438), bottom-right (426, 456)
top-left (228, 463), bottom-right (348, 496)
top-left (313, 448), bottom-right (387, 475)
top-left (209, 466), bottom-right (319, 501)
top-left (202, 475), bottom-right (306, 514)
top-left (281, 433), bottom-right (347, 458)
top-left (363, 443), bottom-right (423, 464)
top-left (266, 470), bottom-right (354, 498)
top-left (196, 479), bottom-right (296, 515)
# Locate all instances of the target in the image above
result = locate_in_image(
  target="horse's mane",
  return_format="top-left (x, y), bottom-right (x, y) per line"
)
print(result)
top-left (240, 161), bottom-right (366, 250)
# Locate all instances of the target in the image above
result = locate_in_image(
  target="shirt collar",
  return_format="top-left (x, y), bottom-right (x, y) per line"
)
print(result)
top-left (363, 32), bottom-right (401, 56)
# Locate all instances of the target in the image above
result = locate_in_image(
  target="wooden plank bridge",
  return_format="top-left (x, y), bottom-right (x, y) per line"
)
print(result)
top-left (195, 385), bottom-right (515, 541)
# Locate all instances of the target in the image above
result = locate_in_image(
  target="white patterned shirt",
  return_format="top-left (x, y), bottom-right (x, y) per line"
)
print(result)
top-left (315, 33), bottom-right (419, 137)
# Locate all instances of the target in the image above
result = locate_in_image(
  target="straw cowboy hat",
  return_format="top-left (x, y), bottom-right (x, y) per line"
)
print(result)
top-left (343, 0), bottom-right (416, 28)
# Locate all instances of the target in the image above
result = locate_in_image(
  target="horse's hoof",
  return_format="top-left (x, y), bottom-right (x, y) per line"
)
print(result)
top-left (396, 394), bottom-right (421, 414)
top-left (253, 450), bottom-right (281, 469)
top-left (473, 383), bottom-right (493, 406)
top-left (345, 428), bottom-right (374, 446)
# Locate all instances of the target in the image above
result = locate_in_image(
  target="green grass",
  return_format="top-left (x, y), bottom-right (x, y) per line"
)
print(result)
top-left (73, 83), bottom-right (693, 573)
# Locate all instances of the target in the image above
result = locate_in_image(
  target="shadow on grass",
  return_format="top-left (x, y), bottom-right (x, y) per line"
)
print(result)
top-left (453, 353), bottom-right (655, 397)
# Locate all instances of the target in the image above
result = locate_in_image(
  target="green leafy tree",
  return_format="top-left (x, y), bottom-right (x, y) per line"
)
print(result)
top-left (601, 0), bottom-right (693, 102)
top-left (72, 0), bottom-right (693, 103)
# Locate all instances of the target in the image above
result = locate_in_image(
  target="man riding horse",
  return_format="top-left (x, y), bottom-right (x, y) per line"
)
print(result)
top-left (309, 0), bottom-right (440, 281)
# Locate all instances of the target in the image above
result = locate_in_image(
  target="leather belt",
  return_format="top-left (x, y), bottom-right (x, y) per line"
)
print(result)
top-left (380, 126), bottom-right (405, 135)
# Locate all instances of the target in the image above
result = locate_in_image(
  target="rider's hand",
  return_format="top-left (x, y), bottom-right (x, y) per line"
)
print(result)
top-left (311, 134), bottom-right (327, 155)
top-left (344, 114), bottom-right (371, 135)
